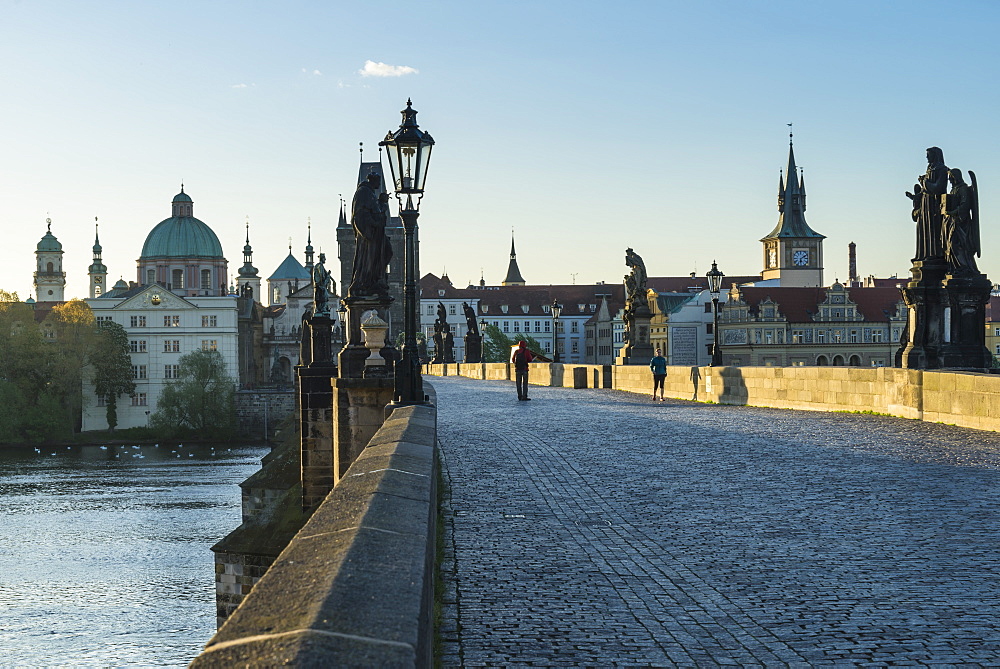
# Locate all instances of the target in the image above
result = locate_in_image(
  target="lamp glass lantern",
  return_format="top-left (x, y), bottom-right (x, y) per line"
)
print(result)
top-left (379, 99), bottom-right (435, 207)
top-left (551, 300), bottom-right (563, 320)
top-left (707, 261), bottom-right (724, 298)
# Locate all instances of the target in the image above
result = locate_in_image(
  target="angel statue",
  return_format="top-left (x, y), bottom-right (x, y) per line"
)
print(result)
top-left (941, 168), bottom-right (980, 275)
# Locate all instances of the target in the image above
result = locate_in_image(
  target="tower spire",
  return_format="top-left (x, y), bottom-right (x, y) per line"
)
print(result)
top-left (304, 218), bottom-right (315, 270)
top-left (502, 232), bottom-right (526, 286)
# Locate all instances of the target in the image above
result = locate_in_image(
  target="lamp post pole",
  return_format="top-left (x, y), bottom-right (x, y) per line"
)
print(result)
top-left (551, 299), bottom-right (562, 363)
top-left (707, 261), bottom-right (724, 367)
top-left (380, 99), bottom-right (434, 405)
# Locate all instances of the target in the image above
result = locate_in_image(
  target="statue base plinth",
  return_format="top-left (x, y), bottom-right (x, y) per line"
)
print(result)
top-left (619, 306), bottom-right (654, 365)
top-left (464, 334), bottom-right (483, 364)
top-left (338, 296), bottom-right (394, 379)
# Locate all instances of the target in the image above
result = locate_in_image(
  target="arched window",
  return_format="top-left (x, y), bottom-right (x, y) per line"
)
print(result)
top-left (816, 355), bottom-right (828, 366)
top-left (201, 269), bottom-right (211, 290)
top-left (46, 262), bottom-right (53, 273)
top-left (147, 269), bottom-right (155, 285)
top-left (833, 355), bottom-right (845, 366)
top-left (849, 355), bottom-right (861, 367)
top-left (172, 269), bottom-right (184, 289)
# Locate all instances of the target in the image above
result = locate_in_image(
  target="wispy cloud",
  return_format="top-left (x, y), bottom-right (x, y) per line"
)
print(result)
top-left (231, 83), bottom-right (249, 88)
top-left (302, 68), bottom-right (323, 76)
top-left (359, 60), bottom-right (418, 77)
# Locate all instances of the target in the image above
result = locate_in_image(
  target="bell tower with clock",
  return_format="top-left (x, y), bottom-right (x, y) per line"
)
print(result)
top-left (88, 220), bottom-right (108, 298)
top-left (760, 134), bottom-right (825, 287)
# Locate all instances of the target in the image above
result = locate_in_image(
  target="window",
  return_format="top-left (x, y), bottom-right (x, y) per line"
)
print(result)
top-left (534, 321), bottom-right (541, 332)
top-left (571, 321), bottom-right (579, 333)
top-left (501, 305), bottom-right (509, 314)
top-left (96, 395), bottom-right (106, 407)
top-left (544, 321), bottom-right (550, 332)
top-left (96, 316), bottom-right (113, 323)
top-left (273, 287), bottom-right (281, 303)
top-left (524, 321), bottom-right (530, 331)
top-left (544, 341), bottom-right (551, 353)
top-left (849, 330), bottom-right (859, 343)
top-left (164, 364), bottom-right (180, 379)
top-left (502, 321), bottom-right (509, 333)
top-left (131, 393), bottom-right (147, 407)
top-left (164, 315), bottom-right (180, 327)
top-left (706, 323), bottom-right (714, 334)
top-left (571, 341), bottom-right (579, 354)
top-left (201, 269), bottom-right (211, 290)
top-left (129, 340), bottom-right (147, 353)
top-left (481, 305), bottom-right (489, 314)
top-left (705, 302), bottom-right (712, 313)
top-left (792, 330), bottom-right (804, 343)
top-left (873, 330), bottom-right (884, 343)
top-left (995, 327), bottom-right (1000, 337)
top-left (833, 330), bottom-right (843, 343)
top-left (130, 315), bottom-right (145, 328)
top-left (172, 269), bottom-right (184, 289)
top-left (427, 305), bottom-right (434, 315)
top-left (201, 340), bottom-right (218, 351)
top-left (513, 322), bottom-right (520, 332)
top-left (448, 305), bottom-right (456, 316)
top-left (132, 365), bottom-right (147, 380)
top-left (817, 331), bottom-right (826, 343)
top-left (765, 331), bottom-right (773, 345)
top-left (163, 340), bottom-right (180, 352)
top-left (201, 315), bottom-right (217, 327)
top-left (146, 269), bottom-right (155, 285)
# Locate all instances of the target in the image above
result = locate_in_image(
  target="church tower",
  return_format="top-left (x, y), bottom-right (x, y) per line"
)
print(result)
top-left (502, 235), bottom-right (526, 286)
top-left (760, 136), bottom-right (825, 287)
top-left (237, 221), bottom-right (261, 300)
top-left (88, 220), bottom-right (108, 298)
top-left (34, 218), bottom-right (66, 302)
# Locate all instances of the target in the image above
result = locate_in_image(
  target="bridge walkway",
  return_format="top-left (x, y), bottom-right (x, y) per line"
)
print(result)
top-left (433, 375), bottom-right (1000, 667)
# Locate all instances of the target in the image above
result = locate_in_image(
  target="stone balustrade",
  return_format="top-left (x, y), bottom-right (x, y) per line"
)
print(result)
top-left (426, 362), bottom-right (1000, 433)
top-left (191, 403), bottom-right (438, 668)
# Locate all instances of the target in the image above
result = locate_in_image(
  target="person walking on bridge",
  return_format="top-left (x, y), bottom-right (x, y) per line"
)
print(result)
top-left (650, 347), bottom-right (667, 401)
top-left (511, 340), bottom-right (534, 401)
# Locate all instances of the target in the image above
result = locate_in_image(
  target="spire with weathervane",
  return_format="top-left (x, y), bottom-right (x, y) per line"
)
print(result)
top-left (760, 127), bottom-right (825, 287)
top-left (304, 218), bottom-right (315, 271)
top-left (502, 233), bottom-right (526, 286)
top-left (89, 218), bottom-right (108, 298)
top-left (237, 219), bottom-right (261, 300)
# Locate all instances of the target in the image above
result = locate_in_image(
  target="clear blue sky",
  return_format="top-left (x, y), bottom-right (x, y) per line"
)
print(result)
top-left (3, 0), bottom-right (1000, 300)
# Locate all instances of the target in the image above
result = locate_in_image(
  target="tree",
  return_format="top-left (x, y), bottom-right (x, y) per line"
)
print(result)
top-left (45, 300), bottom-right (97, 433)
top-left (151, 350), bottom-right (236, 439)
top-left (91, 321), bottom-right (136, 431)
top-left (481, 323), bottom-right (545, 363)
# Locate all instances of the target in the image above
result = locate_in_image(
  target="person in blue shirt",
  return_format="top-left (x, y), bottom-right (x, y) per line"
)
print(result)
top-left (649, 347), bottom-right (667, 401)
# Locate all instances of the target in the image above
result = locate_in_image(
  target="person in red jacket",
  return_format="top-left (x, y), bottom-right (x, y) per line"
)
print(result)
top-left (511, 340), bottom-right (534, 401)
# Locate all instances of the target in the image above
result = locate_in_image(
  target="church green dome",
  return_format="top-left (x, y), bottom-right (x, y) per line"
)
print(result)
top-left (37, 221), bottom-right (62, 252)
top-left (139, 189), bottom-right (224, 259)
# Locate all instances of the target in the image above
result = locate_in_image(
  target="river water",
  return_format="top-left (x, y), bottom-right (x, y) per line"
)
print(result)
top-left (0, 441), bottom-right (269, 667)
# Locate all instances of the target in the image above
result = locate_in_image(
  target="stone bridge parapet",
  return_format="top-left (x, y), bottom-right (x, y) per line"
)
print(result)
top-left (427, 362), bottom-right (1000, 433)
top-left (191, 403), bottom-right (438, 668)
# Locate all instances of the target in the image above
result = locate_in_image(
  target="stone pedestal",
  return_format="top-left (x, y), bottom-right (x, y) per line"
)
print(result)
top-left (298, 365), bottom-right (336, 509)
top-left (939, 273), bottom-right (993, 369)
top-left (308, 315), bottom-right (334, 368)
top-left (332, 377), bottom-right (395, 485)
top-left (464, 333), bottom-right (483, 363)
top-left (339, 296), bottom-right (394, 379)
top-left (898, 258), bottom-right (948, 369)
top-left (617, 305), bottom-right (654, 365)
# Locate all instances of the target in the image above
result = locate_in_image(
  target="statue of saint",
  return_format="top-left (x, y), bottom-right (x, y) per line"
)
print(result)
top-left (349, 172), bottom-right (393, 297)
top-left (437, 302), bottom-right (448, 328)
top-left (312, 252), bottom-right (333, 316)
top-left (907, 147), bottom-right (949, 261)
top-left (624, 247), bottom-right (648, 305)
top-left (462, 302), bottom-right (479, 336)
top-left (942, 168), bottom-right (980, 274)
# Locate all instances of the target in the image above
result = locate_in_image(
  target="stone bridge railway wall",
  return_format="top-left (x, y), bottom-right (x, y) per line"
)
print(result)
top-left (429, 362), bottom-right (1000, 433)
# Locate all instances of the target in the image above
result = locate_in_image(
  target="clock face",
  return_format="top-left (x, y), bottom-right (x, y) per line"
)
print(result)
top-left (768, 249), bottom-right (777, 267)
top-left (94, 276), bottom-right (103, 283)
top-left (793, 250), bottom-right (809, 266)
top-left (151, 294), bottom-right (161, 305)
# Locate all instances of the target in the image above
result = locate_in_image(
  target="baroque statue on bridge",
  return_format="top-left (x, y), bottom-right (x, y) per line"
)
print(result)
top-left (624, 247), bottom-right (648, 310)
top-left (349, 171), bottom-right (393, 299)
top-left (462, 302), bottom-right (479, 337)
top-left (906, 146), bottom-right (949, 262)
top-left (311, 253), bottom-right (333, 317)
top-left (941, 168), bottom-right (981, 275)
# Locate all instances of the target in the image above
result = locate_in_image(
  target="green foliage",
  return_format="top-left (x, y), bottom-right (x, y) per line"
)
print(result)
top-left (91, 321), bottom-right (136, 431)
top-left (151, 350), bottom-right (236, 439)
top-left (481, 323), bottom-right (544, 363)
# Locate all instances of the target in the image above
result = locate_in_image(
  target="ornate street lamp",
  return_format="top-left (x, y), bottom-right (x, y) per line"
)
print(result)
top-left (707, 261), bottom-right (724, 366)
top-left (551, 299), bottom-right (563, 363)
top-left (380, 99), bottom-right (435, 405)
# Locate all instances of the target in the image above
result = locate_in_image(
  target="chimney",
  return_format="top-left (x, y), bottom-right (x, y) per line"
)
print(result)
top-left (848, 242), bottom-right (859, 286)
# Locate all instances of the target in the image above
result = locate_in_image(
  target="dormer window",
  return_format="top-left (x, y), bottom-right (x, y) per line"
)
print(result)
top-left (578, 304), bottom-right (585, 312)
top-left (501, 305), bottom-right (509, 314)
top-left (543, 305), bottom-right (550, 313)
top-left (438, 289), bottom-right (445, 297)
top-left (521, 305), bottom-right (529, 314)
top-left (589, 304), bottom-right (596, 311)
top-left (481, 305), bottom-right (489, 314)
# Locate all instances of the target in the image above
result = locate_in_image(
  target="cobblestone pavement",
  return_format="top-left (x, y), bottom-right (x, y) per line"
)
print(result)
top-left (433, 376), bottom-right (1000, 667)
